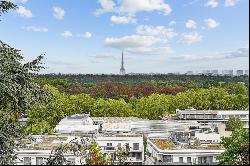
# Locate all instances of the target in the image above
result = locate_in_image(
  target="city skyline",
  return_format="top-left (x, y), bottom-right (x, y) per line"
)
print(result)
top-left (0, 0), bottom-right (249, 74)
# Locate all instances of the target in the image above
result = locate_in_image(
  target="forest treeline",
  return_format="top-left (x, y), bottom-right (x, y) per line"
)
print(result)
top-left (36, 75), bottom-right (249, 100)
top-left (38, 74), bottom-right (249, 86)
top-left (27, 79), bottom-right (249, 134)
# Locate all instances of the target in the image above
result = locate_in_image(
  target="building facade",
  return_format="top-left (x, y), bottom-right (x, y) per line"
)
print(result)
top-left (176, 108), bottom-right (249, 129)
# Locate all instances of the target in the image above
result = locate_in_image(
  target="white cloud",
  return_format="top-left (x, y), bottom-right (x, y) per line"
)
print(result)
top-left (105, 35), bottom-right (160, 49)
top-left (53, 7), bottom-right (65, 20)
top-left (223, 47), bottom-right (249, 58)
top-left (179, 32), bottom-right (203, 44)
top-left (61, 31), bottom-right (73, 38)
top-left (104, 24), bottom-right (177, 55)
top-left (168, 21), bottom-right (176, 26)
top-left (110, 15), bottom-right (136, 24)
top-left (136, 25), bottom-right (177, 40)
top-left (185, 20), bottom-right (197, 29)
top-left (204, 18), bottom-right (219, 29)
top-left (127, 47), bottom-right (173, 55)
top-left (16, 6), bottom-right (32, 18)
top-left (225, 0), bottom-right (239, 7)
top-left (96, 0), bottom-right (172, 15)
top-left (83, 32), bottom-right (92, 38)
top-left (77, 32), bottom-right (92, 38)
top-left (171, 54), bottom-right (219, 61)
top-left (171, 47), bottom-right (249, 61)
top-left (95, 0), bottom-right (172, 24)
top-left (21, 26), bottom-right (48, 32)
top-left (205, 0), bottom-right (219, 8)
top-left (95, 0), bottom-right (116, 15)
top-left (21, 0), bottom-right (28, 3)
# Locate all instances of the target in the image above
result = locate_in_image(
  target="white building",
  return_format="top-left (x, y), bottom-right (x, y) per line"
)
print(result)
top-left (176, 108), bottom-right (249, 129)
top-left (96, 135), bottom-right (144, 164)
top-left (15, 112), bottom-right (242, 165)
top-left (15, 114), bottom-right (145, 165)
top-left (147, 138), bottom-right (224, 165)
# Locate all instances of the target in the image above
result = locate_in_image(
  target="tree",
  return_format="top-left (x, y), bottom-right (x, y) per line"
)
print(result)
top-left (226, 116), bottom-right (244, 132)
top-left (0, 1), bottom-right (49, 163)
top-left (0, 0), bottom-right (17, 19)
top-left (45, 137), bottom-right (129, 165)
top-left (218, 127), bottom-right (249, 165)
top-left (0, 41), bottom-right (49, 114)
top-left (0, 110), bottom-right (22, 165)
top-left (135, 94), bottom-right (175, 120)
top-left (45, 138), bottom-right (106, 165)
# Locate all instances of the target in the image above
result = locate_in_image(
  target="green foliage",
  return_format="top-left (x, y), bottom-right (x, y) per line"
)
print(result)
top-left (92, 98), bottom-right (133, 117)
top-left (45, 137), bottom-right (129, 165)
top-left (0, 1), bottom-right (17, 19)
top-left (0, 1), bottom-right (51, 164)
top-left (135, 94), bottom-right (175, 120)
top-left (26, 84), bottom-right (249, 134)
top-left (218, 127), bottom-right (249, 165)
top-left (0, 41), bottom-right (50, 113)
top-left (226, 116), bottom-right (244, 132)
top-left (0, 110), bottom-right (22, 165)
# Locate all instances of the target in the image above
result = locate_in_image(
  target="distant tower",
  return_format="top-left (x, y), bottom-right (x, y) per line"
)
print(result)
top-left (120, 51), bottom-right (126, 75)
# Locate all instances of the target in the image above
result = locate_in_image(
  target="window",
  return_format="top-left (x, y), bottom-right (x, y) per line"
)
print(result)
top-left (106, 143), bottom-right (114, 150)
top-left (133, 143), bottom-right (139, 150)
top-left (125, 143), bottom-right (130, 151)
top-left (67, 158), bottom-right (75, 165)
top-left (36, 157), bottom-right (43, 165)
top-left (163, 155), bottom-right (172, 163)
top-left (179, 157), bottom-right (183, 163)
top-left (187, 157), bottom-right (192, 163)
top-left (24, 157), bottom-right (31, 165)
top-left (240, 115), bottom-right (246, 118)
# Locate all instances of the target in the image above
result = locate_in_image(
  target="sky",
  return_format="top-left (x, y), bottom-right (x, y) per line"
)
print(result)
top-left (0, 0), bottom-right (249, 74)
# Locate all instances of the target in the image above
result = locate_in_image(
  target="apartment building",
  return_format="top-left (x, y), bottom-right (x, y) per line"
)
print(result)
top-left (175, 108), bottom-right (249, 129)
top-left (147, 138), bottom-right (224, 165)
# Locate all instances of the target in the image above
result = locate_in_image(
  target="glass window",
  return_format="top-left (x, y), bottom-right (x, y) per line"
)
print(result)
top-left (107, 143), bottom-right (112, 147)
top-left (179, 157), bottom-right (183, 163)
top-left (125, 143), bottom-right (130, 151)
top-left (106, 143), bottom-right (115, 150)
top-left (133, 143), bottom-right (139, 150)
top-left (67, 158), bottom-right (75, 165)
top-left (163, 155), bottom-right (172, 163)
top-left (187, 157), bottom-right (192, 163)
top-left (24, 157), bottom-right (31, 165)
top-left (36, 157), bottom-right (43, 165)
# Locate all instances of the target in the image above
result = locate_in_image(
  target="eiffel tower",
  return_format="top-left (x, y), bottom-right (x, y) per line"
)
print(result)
top-left (120, 51), bottom-right (126, 75)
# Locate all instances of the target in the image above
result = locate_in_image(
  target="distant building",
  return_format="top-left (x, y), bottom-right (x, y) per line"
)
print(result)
top-left (211, 70), bottom-right (219, 76)
top-left (120, 51), bottom-right (126, 75)
top-left (186, 71), bottom-right (194, 75)
top-left (222, 70), bottom-right (234, 76)
top-left (236, 70), bottom-right (244, 76)
top-left (245, 70), bottom-right (249, 76)
top-left (202, 70), bottom-right (211, 75)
